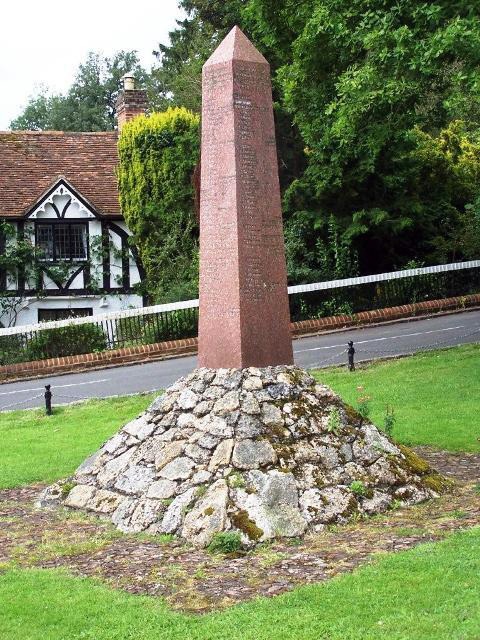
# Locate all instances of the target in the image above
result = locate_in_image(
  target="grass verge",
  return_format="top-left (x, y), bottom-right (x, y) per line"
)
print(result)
top-left (1, 344), bottom-right (478, 488)
top-left (0, 527), bottom-right (479, 639)
top-left (0, 394), bottom-right (155, 489)
top-left (316, 343), bottom-right (480, 452)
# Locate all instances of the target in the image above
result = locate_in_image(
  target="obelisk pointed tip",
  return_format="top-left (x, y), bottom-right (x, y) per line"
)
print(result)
top-left (204, 26), bottom-right (269, 67)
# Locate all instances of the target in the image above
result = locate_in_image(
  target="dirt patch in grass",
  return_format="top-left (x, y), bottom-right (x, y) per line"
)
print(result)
top-left (0, 448), bottom-right (479, 613)
top-left (415, 447), bottom-right (480, 482)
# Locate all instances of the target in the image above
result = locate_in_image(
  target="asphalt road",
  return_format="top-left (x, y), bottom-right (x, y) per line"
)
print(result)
top-left (1, 309), bottom-right (478, 412)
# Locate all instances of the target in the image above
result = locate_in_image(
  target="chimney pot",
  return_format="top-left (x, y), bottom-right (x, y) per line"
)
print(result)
top-left (122, 73), bottom-right (135, 91)
top-left (116, 74), bottom-right (148, 131)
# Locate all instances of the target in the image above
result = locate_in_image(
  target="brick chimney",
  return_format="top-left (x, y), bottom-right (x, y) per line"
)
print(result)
top-left (115, 73), bottom-right (148, 131)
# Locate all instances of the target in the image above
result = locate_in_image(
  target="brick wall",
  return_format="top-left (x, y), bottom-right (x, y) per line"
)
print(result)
top-left (1, 293), bottom-right (478, 382)
top-left (116, 90), bottom-right (148, 130)
top-left (290, 294), bottom-right (480, 335)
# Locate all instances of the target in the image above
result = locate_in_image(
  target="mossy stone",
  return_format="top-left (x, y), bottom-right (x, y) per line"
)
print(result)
top-left (398, 445), bottom-right (431, 475)
top-left (231, 510), bottom-right (264, 541)
top-left (423, 473), bottom-right (453, 493)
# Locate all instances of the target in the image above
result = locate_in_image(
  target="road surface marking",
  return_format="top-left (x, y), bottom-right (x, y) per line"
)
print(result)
top-left (0, 379), bottom-right (110, 397)
top-left (294, 325), bottom-right (464, 353)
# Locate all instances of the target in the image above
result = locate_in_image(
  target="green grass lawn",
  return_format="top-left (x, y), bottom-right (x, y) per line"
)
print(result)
top-left (0, 393), bottom-right (155, 489)
top-left (0, 344), bottom-right (478, 489)
top-left (317, 343), bottom-right (480, 452)
top-left (1, 346), bottom-right (479, 638)
top-left (1, 527), bottom-right (479, 640)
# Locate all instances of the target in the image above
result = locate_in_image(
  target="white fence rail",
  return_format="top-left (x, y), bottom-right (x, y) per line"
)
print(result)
top-left (287, 259), bottom-right (480, 294)
top-left (0, 299), bottom-right (198, 336)
top-left (1, 259), bottom-right (479, 337)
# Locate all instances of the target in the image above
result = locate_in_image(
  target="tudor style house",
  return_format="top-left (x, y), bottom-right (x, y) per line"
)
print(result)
top-left (0, 79), bottom-right (147, 326)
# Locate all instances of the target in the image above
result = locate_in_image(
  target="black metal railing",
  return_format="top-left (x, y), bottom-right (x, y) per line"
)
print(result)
top-left (0, 262), bottom-right (478, 366)
top-left (0, 306), bottom-right (199, 365)
top-left (289, 267), bottom-right (480, 322)
top-left (107, 306), bottom-right (198, 349)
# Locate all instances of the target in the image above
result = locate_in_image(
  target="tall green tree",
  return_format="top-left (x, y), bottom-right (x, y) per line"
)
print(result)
top-left (149, 18), bottom-right (216, 114)
top-left (149, 1), bottom-right (246, 113)
top-left (11, 51), bottom-right (147, 131)
top-left (150, 0), bottom-right (305, 195)
top-left (246, 0), bottom-right (480, 272)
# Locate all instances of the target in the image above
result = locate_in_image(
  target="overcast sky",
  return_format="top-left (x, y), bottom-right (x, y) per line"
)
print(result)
top-left (0, 0), bottom-right (184, 129)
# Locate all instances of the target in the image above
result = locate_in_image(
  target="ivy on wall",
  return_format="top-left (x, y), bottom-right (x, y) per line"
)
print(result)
top-left (117, 107), bottom-right (200, 303)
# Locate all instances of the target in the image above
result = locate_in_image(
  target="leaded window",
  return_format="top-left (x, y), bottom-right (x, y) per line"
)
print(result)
top-left (36, 223), bottom-right (88, 261)
top-left (37, 225), bottom-right (54, 260)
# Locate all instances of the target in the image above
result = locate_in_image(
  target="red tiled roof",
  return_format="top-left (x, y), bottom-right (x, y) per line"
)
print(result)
top-left (0, 131), bottom-right (121, 218)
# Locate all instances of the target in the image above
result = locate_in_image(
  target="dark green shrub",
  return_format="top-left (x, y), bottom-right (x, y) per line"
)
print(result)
top-left (117, 309), bottom-right (198, 346)
top-left (24, 323), bottom-right (107, 361)
top-left (140, 310), bottom-right (197, 343)
top-left (0, 335), bottom-right (27, 366)
top-left (357, 396), bottom-right (371, 422)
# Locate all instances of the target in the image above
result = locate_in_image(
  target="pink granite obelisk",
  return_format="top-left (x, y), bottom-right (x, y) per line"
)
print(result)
top-left (198, 27), bottom-right (294, 369)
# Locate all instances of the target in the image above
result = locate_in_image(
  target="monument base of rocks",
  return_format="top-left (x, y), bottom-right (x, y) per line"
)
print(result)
top-left (40, 366), bottom-right (448, 547)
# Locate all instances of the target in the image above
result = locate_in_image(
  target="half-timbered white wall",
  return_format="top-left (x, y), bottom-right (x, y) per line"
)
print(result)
top-left (116, 220), bottom-right (142, 287)
top-left (0, 180), bottom-right (143, 327)
top-left (2, 293), bottom-right (143, 327)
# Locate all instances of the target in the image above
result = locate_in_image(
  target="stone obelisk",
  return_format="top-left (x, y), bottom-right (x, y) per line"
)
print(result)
top-left (198, 27), bottom-right (294, 369)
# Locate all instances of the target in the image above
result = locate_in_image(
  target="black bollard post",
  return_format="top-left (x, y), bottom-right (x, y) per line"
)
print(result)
top-left (45, 385), bottom-right (52, 415)
top-left (347, 341), bottom-right (355, 372)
